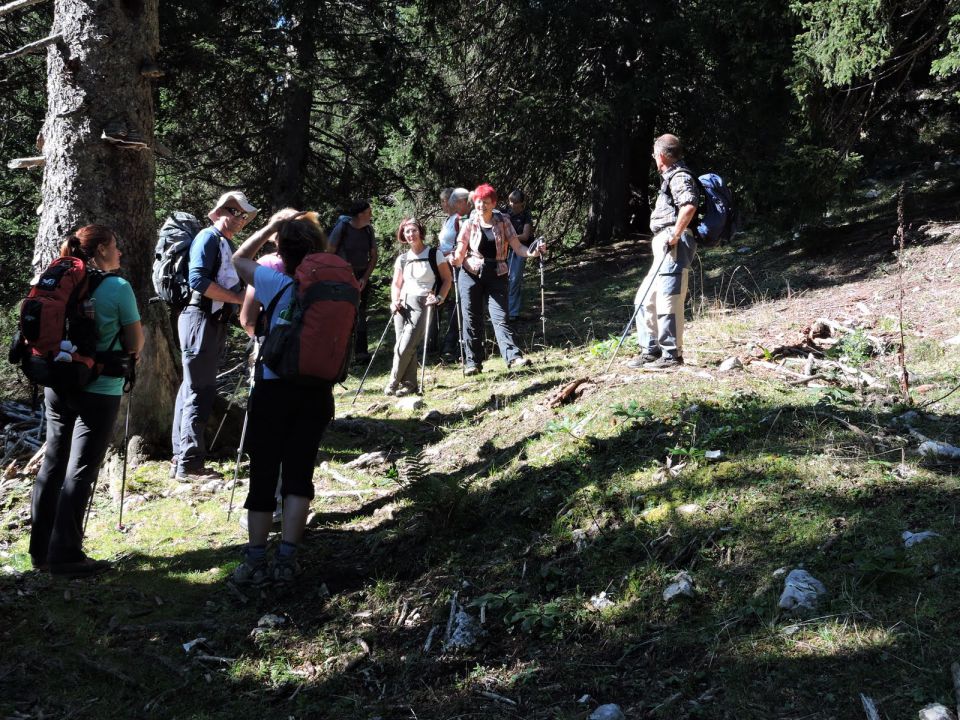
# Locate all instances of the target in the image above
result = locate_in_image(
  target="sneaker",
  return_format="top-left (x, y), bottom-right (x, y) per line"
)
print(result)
top-left (231, 555), bottom-right (270, 586)
top-left (175, 466), bottom-right (223, 483)
top-left (464, 365), bottom-right (481, 376)
top-left (272, 556), bottom-right (302, 585)
top-left (49, 556), bottom-right (112, 579)
top-left (395, 386), bottom-right (412, 397)
top-left (644, 355), bottom-right (684, 370)
top-left (383, 382), bottom-right (398, 396)
top-left (626, 349), bottom-right (661, 368)
top-left (507, 357), bottom-right (530, 369)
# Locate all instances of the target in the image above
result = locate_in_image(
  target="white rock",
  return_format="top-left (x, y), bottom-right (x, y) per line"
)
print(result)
top-left (677, 503), bottom-right (701, 516)
top-left (396, 397), bottom-right (424, 411)
top-left (918, 440), bottom-right (960, 460)
top-left (257, 613), bottom-right (286, 629)
top-left (704, 450), bottom-right (723, 460)
top-left (902, 530), bottom-right (941, 548)
top-left (589, 591), bottom-right (614, 611)
top-left (737, 246), bottom-right (751, 254)
top-left (919, 703), bottom-right (955, 720)
top-left (944, 334), bottom-right (960, 346)
top-left (171, 483), bottom-right (193, 496)
top-left (778, 569), bottom-right (826, 613)
top-left (772, 566), bottom-right (789, 578)
top-left (199, 479), bottom-right (222, 493)
top-left (345, 451), bottom-right (388, 469)
top-left (444, 610), bottom-right (484, 650)
top-left (182, 637), bottom-right (207, 653)
top-left (663, 571), bottom-right (695, 602)
top-left (589, 704), bottom-right (626, 720)
top-left (863, 189), bottom-right (881, 199)
top-left (718, 356), bottom-right (743, 372)
top-left (578, 694), bottom-right (593, 704)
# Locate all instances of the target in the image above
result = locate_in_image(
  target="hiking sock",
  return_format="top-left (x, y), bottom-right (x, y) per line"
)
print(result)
top-left (277, 541), bottom-right (298, 560)
top-left (245, 544), bottom-right (267, 562)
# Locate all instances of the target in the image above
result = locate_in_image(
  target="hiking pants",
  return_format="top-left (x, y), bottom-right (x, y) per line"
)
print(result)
top-left (458, 263), bottom-right (522, 369)
top-left (441, 267), bottom-right (462, 355)
top-left (30, 388), bottom-right (121, 566)
top-left (172, 307), bottom-right (227, 473)
top-left (634, 230), bottom-right (691, 359)
top-left (507, 249), bottom-right (526, 319)
top-left (390, 297), bottom-right (428, 391)
top-left (244, 379), bottom-right (334, 512)
top-left (354, 269), bottom-right (371, 356)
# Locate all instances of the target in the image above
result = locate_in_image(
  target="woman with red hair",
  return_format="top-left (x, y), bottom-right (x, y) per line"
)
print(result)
top-left (451, 184), bottom-right (546, 374)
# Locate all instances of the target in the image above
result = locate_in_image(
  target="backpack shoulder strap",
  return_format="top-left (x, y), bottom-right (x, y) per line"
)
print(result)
top-left (263, 279), bottom-right (295, 330)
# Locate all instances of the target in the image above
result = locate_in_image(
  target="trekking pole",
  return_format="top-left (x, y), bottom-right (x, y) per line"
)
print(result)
top-left (420, 303), bottom-right (434, 394)
top-left (602, 252), bottom-right (669, 375)
top-left (227, 349), bottom-right (257, 521)
top-left (453, 268), bottom-right (466, 377)
top-left (116, 381), bottom-right (133, 531)
top-left (209, 364), bottom-right (247, 452)
top-left (352, 310), bottom-right (396, 405)
top-left (538, 254), bottom-right (546, 346)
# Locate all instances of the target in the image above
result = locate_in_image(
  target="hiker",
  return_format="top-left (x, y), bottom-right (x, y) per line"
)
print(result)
top-left (385, 218), bottom-right (453, 395)
top-left (230, 210), bottom-right (333, 585)
top-left (30, 225), bottom-right (144, 577)
top-left (439, 187), bottom-right (454, 216)
top-left (451, 184), bottom-right (545, 374)
top-left (171, 191), bottom-right (256, 482)
top-left (506, 189), bottom-right (534, 322)
top-left (438, 187), bottom-right (470, 359)
top-left (627, 134), bottom-right (699, 370)
top-left (328, 200), bottom-right (378, 362)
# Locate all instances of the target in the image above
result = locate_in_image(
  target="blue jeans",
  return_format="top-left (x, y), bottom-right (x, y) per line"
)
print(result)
top-left (458, 263), bottom-right (522, 369)
top-left (507, 250), bottom-right (526, 319)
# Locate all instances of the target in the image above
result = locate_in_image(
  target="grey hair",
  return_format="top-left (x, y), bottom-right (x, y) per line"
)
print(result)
top-left (654, 133), bottom-right (683, 161)
top-left (449, 187), bottom-right (470, 202)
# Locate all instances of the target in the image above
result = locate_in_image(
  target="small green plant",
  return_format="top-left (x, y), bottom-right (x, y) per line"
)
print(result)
top-left (589, 333), bottom-right (637, 358)
top-left (832, 329), bottom-right (873, 365)
top-left (612, 399), bottom-right (653, 422)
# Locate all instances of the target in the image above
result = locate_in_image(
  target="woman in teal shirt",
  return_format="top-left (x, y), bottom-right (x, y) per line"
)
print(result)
top-left (30, 225), bottom-right (144, 578)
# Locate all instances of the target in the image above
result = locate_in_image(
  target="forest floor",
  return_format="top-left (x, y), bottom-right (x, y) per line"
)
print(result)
top-left (1, 168), bottom-right (960, 719)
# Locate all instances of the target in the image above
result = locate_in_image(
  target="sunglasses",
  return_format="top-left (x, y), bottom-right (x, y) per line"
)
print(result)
top-left (224, 207), bottom-right (249, 220)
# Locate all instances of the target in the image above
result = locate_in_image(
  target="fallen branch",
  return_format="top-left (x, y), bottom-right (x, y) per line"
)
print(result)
top-left (816, 317), bottom-right (889, 354)
top-left (319, 461), bottom-right (358, 487)
top-left (315, 488), bottom-right (384, 498)
top-left (824, 413), bottom-right (877, 453)
top-left (545, 377), bottom-right (594, 408)
top-left (477, 690), bottom-right (517, 706)
top-left (0, 32), bottom-right (62, 62)
top-left (751, 360), bottom-right (813, 381)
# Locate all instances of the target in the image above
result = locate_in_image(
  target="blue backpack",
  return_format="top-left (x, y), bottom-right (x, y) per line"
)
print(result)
top-left (694, 173), bottom-right (738, 247)
top-left (666, 170), bottom-right (739, 247)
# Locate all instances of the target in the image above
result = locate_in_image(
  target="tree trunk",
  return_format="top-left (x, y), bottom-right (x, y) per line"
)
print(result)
top-left (583, 120), bottom-right (628, 247)
top-left (270, 23), bottom-right (316, 212)
top-left (36, 0), bottom-right (175, 448)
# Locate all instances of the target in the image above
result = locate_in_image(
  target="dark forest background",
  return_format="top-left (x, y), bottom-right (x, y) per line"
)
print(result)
top-left (1, 0), bottom-right (958, 307)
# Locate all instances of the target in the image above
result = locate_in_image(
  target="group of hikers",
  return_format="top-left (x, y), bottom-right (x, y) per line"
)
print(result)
top-left (22, 133), bottom-right (704, 585)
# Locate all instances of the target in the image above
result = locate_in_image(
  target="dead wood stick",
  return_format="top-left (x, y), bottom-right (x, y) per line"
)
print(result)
top-left (315, 489), bottom-right (383, 498)
top-left (7, 156), bottom-right (44, 169)
top-left (833, 360), bottom-right (882, 388)
top-left (477, 690), bottom-right (517, 706)
top-left (788, 373), bottom-right (829, 386)
top-left (74, 651), bottom-right (142, 687)
top-left (0, 32), bottom-right (62, 62)
top-left (0, 0), bottom-right (47, 18)
top-left (751, 360), bottom-right (813, 380)
top-left (824, 413), bottom-right (877, 453)
top-left (951, 661), bottom-right (960, 719)
top-left (319, 462), bottom-right (358, 487)
top-left (859, 693), bottom-right (881, 720)
top-left (423, 625), bottom-right (438, 653)
top-left (445, 591), bottom-right (458, 641)
top-left (816, 317), bottom-right (888, 352)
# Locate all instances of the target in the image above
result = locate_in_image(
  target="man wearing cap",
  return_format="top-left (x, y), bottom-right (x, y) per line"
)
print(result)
top-left (171, 191), bottom-right (256, 482)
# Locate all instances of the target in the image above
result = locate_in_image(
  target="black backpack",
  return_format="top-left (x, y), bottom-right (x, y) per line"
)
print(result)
top-left (664, 169), bottom-right (739, 248)
top-left (151, 212), bottom-right (204, 312)
top-left (398, 247), bottom-right (441, 294)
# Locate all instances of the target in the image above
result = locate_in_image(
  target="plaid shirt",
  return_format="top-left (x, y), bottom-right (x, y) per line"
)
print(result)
top-left (453, 210), bottom-right (517, 276)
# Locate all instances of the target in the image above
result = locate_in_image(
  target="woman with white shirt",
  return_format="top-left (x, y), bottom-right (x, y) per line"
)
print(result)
top-left (386, 218), bottom-right (453, 395)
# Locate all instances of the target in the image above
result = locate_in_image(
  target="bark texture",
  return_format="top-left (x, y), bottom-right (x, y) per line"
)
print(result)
top-left (36, 0), bottom-right (176, 447)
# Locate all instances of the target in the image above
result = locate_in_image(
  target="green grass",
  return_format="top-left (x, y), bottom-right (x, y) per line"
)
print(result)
top-left (3, 218), bottom-right (960, 719)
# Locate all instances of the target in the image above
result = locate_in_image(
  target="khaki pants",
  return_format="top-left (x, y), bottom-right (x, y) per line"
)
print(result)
top-left (634, 229), bottom-right (690, 359)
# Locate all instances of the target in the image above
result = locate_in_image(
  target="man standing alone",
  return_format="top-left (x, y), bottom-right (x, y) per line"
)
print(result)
top-left (172, 191), bottom-right (256, 481)
top-left (329, 200), bottom-right (378, 361)
top-left (628, 134), bottom-right (699, 370)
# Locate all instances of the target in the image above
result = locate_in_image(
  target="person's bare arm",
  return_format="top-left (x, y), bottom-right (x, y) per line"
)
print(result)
top-left (121, 321), bottom-right (144, 359)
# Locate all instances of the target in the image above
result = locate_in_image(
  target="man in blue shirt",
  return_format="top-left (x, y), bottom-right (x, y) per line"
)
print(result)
top-left (171, 191), bottom-right (256, 482)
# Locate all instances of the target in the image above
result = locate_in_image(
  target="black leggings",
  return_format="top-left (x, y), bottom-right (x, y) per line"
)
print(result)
top-left (243, 379), bottom-right (334, 512)
top-left (30, 388), bottom-right (121, 565)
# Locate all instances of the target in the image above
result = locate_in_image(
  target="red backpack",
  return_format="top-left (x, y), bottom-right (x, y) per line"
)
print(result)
top-left (259, 253), bottom-right (360, 384)
top-left (8, 256), bottom-right (117, 390)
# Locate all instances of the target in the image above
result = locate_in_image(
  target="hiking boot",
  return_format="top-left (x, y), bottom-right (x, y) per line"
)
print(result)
top-left (644, 355), bottom-right (684, 370)
top-left (49, 556), bottom-right (112, 579)
top-left (383, 382), bottom-right (398, 396)
top-left (507, 357), bottom-right (530, 369)
top-left (464, 365), bottom-right (481, 376)
top-left (175, 466), bottom-right (223, 483)
top-left (272, 556), bottom-right (302, 586)
top-left (231, 555), bottom-right (270, 586)
top-left (626, 349), bottom-right (661, 368)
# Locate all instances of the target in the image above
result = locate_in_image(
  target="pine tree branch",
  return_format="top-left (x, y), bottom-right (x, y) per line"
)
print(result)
top-left (0, 0), bottom-right (47, 20)
top-left (0, 32), bottom-right (61, 62)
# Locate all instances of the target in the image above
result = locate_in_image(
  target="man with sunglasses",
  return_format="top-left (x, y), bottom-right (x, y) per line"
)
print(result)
top-left (171, 191), bottom-right (257, 483)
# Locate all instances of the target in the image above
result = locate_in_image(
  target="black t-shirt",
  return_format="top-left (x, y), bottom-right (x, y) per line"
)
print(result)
top-left (478, 226), bottom-right (497, 259)
top-left (332, 222), bottom-right (375, 271)
top-left (509, 208), bottom-right (533, 245)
